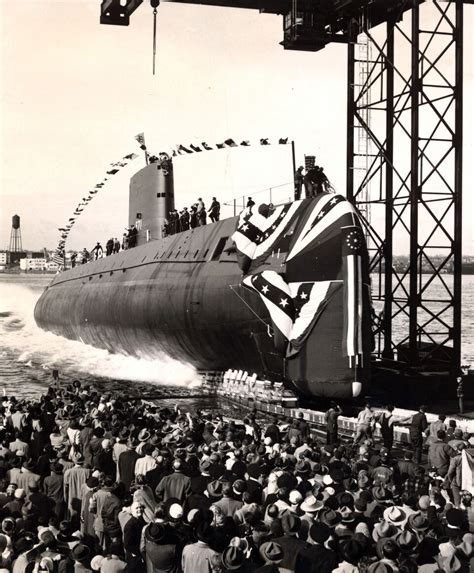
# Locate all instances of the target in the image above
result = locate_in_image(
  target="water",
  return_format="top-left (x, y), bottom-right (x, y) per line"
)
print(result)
top-left (0, 273), bottom-right (472, 400)
top-left (0, 273), bottom-right (202, 399)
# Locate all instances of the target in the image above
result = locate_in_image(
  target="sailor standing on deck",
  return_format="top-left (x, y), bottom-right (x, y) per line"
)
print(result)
top-left (208, 197), bottom-right (220, 222)
top-left (91, 242), bottom-right (103, 260)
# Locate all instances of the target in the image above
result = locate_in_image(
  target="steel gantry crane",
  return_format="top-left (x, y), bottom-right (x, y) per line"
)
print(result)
top-left (100, 0), bottom-right (472, 391)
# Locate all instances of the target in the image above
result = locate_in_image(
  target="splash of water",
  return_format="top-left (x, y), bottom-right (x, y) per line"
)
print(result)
top-left (0, 280), bottom-right (201, 388)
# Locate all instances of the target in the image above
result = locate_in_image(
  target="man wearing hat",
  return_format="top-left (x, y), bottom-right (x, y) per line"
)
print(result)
top-left (272, 510), bottom-right (306, 571)
top-left (118, 438), bottom-right (141, 490)
top-left (257, 541), bottom-right (284, 573)
top-left (135, 443), bottom-right (157, 477)
top-left (428, 430), bottom-right (454, 477)
top-left (43, 462), bottom-right (65, 520)
top-left (64, 455), bottom-right (91, 522)
top-left (181, 522), bottom-right (218, 573)
top-left (295, 522), bottom-right (338, 573)
top-left (156, 460), bottom-right (192, 503)
top-left (143, 521), bottom-right (182, 573)
top-left (409, 405), bottom-right (428, 464)
top-left (212, 482), bottom-right (243, 519)
top-left (12, 459), bottom-right (41, 494)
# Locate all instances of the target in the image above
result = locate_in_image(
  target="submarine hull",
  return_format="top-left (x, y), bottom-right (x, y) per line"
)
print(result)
top-left (36, 196), bottom-right (372, 399)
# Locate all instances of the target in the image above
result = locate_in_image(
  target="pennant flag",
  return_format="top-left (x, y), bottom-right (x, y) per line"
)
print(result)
top-left (178, 144), bottom-right (193, 154)
top-left (240, 141), bottom-right (250, 146)
top-left (68, 218), bottom-right (75, 222)
top-left (243, 271), bottom-right (294, 352)
top-left (342, 225), bottom-right (365, 366)
top-left (260, 138), bottom-right (269, 145)
top-left (124, 153), bottom-right (139, 160)
top-left (135, 133), bottom-right (147, 150)
top-left (225, 139), bottom-right (237, 148)
top-left (279, 138), bottom-right (289, 144)
top-left (106, 168), bottom-right (119, 175)
top-left (202, 142), bottom-right (212, 150)
top-left (190, 144), bottom-right (202, 152)
top-left (216, 143), bottom-right (225, 149)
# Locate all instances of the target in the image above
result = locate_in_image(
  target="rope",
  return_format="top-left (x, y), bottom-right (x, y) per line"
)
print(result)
top-left (229, 285), bottom-right (273, 336)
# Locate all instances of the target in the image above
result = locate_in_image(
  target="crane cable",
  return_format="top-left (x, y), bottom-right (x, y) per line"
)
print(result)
top-left (151, 0), bottom-right (160, 75)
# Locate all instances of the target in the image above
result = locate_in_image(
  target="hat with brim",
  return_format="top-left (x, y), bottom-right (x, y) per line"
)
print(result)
top-left (301, 495), bottom-right (323, 513)
top-left (145, 523), bottom-right (166, 543)
top-left (259, 541), bottom-right (283, 563)
top-left (207, 480), bottom-right (223, 498)
top-left (372, 520), bottom-right (397, 542)
top-left (383, 506), bottom-right (407, 528)
top-left (138, 429), bottom-right (151, 442)
top-left (395, 530), bottom-right (418, 554)
top-left (222, 546), bottom-right (245, 570)
top-left (72, 544), bottom-right (90, 562)
top-left (320, 509), bottom-right (342, 528)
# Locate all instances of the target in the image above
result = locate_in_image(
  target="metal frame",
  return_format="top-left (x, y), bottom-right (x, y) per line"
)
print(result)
top-left (347, 0), bottom-right (463, 378)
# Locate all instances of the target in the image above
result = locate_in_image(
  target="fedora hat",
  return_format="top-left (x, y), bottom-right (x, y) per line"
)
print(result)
top-left (145, 523), bottom-right (165, 543)
top-left (372, 520), bottom-right (397, 542)
top-left (222, 546), bottom-right (245, 570)
top-left (300, 495), bottom-right (323, 513)
top-left (72, 544), bottom-right (90, 562)
top-left (281, 510), bottom-right (301, 534)
top-left (383, 506), bottom-right (407, 527)
top-left (309, 522), bottom-right (330, 544)
top-left (395, 530), bottom-right (418, 554)
top-left (259, 541), bottom-right (283, 563)
top-left (138, 429), bottom-right (151, 442)
top-left (320, 508), bottom-right (342, 528)
top-left (207, 480), bottom-right (223, 498)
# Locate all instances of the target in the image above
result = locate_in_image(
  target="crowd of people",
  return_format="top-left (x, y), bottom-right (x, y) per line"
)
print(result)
top-left (70, 227), bottom-right (139, 267)
top-left (164, 197), bottom-right (220, 236)
top-left (0, 382), bottom-right (473, 573)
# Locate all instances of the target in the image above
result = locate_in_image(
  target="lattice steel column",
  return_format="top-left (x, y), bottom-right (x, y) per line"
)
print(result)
top-left (347, 0), bottom-right (464, 379)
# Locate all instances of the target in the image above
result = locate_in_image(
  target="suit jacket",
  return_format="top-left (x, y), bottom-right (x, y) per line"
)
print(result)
top-left (295, 543), bottom-right (339, 573)
top-left (272, 535), bottom-right (307, 571)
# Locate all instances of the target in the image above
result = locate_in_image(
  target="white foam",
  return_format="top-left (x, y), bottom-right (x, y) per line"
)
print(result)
top-left (0, 280), bottom-right (200, 388)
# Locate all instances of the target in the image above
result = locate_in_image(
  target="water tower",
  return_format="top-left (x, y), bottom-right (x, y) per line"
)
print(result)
top-left (9, 214), bottom-right (23, 252)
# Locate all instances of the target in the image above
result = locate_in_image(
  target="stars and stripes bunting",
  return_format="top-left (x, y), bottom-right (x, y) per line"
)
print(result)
top-left (287, 280), bottom-right (342, 356)
top-left (286, 194), bottom-right (358, 262)
top-left (243, 271), bottom-right (294, 346)
top-left (232, 201), bottom-right (303, 262)
top-left (342, 225), bottom-right (365, 366)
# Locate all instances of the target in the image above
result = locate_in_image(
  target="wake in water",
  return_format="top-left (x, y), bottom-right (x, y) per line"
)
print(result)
top-left (0, 280), bottom-right (201, 388)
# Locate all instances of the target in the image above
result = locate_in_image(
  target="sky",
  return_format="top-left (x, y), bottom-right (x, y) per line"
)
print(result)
top-left (0, 0), bottom-right (473, 254)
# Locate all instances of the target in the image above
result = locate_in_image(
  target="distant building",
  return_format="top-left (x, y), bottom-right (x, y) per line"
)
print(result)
top-left (20, 257), bottom-right (47, 271)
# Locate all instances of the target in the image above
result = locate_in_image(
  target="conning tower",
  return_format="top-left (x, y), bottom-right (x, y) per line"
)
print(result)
top-left (129, 156), bottom-right (174, 246)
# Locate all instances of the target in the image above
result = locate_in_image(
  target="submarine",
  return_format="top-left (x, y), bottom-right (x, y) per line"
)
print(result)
top-left (34, 155), bottom-right (373, 399)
